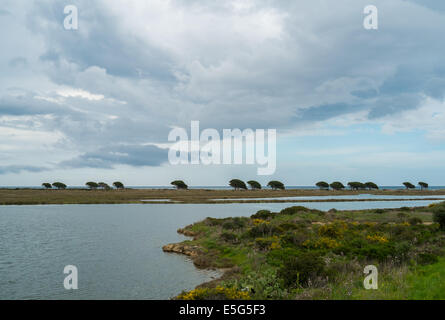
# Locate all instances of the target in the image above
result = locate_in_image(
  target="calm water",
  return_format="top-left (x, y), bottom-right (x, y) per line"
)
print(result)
top-left (211, 194), bottom-right (445, 201)
top-left (0, 199), bottom-right (443, 300)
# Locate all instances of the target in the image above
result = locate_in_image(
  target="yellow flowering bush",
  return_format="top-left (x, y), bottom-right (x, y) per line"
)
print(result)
top-left (366, 234), bottom-right (389, 243)
top-left (177, 286), bottom-right (251, 300)
top-left (255, 236), bottom-right (281, 250)
top-left (318, 221), bottom-right (348, 238)
top-left (252, 219), bottom-right (269, 225)
top-left (304, 237), bottom-right (340, 249)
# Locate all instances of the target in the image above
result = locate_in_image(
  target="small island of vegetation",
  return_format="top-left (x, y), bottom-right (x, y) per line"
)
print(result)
top-left (164, 202), bottom-right (445, 300)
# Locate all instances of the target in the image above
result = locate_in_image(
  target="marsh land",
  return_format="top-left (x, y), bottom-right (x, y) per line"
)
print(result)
top-left (1, 188), bottom-right (445, 205)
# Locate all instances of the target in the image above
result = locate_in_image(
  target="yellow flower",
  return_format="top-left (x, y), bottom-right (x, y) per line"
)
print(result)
top-left (252, 219), bottom-right (269, 225)
top-left (177, 286), bottom-right (250, 300)
top-left (366, 234), bottom-right (388, 243)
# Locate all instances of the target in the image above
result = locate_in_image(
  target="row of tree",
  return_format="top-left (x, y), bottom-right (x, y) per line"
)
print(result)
top-left (169, 179), bottom-right (286, 190)
top-left (85, 181), bottom-right (125, 190)
top-left (230, 179), bottom-right (285, 190)
top-left (404, 182), bottom-right (429, 190)
top-left (41, 182), bottom-right (125, 190)
top-left (42, 180), bottom-right (430, 191)
top-left (315, 181), bottom-right (379, 191)
top-left (315, 181), bottom-right (429, 191)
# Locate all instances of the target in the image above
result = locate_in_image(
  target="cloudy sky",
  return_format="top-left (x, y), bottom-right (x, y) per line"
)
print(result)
top-left (1, 0), bottom-right (445, 186)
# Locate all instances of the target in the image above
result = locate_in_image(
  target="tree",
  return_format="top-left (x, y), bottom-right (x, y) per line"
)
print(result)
top-left (98, 182), bottom-right (111, 190)
top-left (347, 182), bottom-right (365, 190)
top-left (315, 181), bottom-right (329, 190)
top-left (42, 183), bottom-right (52, 189)
top-left (267, 181), bottom-right (285, 190)
top-left (171, 180), bottom-right (188, 190)
top-left (229, 179), bottom-right (247, 190)
top-left (113, 181), bottom-right (125, 189)
top-left (247, 180), bottom-right (262, 190)
top-left (52, 182), bottom-right (67, 190)
top-left (330, 181), bottom-right (345, 191)
top-left (418, 182), bottom-right (428, 190)
top-left (86, 182), bottom-right (99, 190)
top-left (403, 182), bottom-right (416, 190)
top-left (364, 182), bottom-right (379, 190)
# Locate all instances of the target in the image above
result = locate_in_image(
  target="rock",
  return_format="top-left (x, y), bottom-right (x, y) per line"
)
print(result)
top-left (177, 228), bottom-right (196, 237)
top-left (162, 243), bottom-right (201, 257)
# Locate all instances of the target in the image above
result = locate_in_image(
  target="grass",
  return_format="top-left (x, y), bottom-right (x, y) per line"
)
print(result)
top-left (343, 257), bottom-right (445, 300)
top-left (0, 188), bottom-right (445, 205)
top-left (168, 202), bottom-right (445, 300)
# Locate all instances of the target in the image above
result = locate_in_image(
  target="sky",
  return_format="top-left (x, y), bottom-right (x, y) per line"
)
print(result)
top-left (1, 0), bottom-right (445, 187)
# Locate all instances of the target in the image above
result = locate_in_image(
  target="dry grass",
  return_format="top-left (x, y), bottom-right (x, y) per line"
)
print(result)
top-left (0, 188), bottom-right (444, 205)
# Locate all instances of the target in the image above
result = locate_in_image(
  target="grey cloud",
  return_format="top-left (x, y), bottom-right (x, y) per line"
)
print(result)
top-left (0, 165), bottom-right (48, 174)
top-left (404, 0), bottom-right (445, 13)
top-left (8, 57), bottom-right (28, 68)
top-left (1, 0), bottom-right (445, 174)
top-left (30, 1), bottom-right (175, 82)
top-left (60, 144), bottom-right (168, 168)
top-left (368, 94), bottom-right (423, 119)
top-left (295, 103), bottom-right (363, 123)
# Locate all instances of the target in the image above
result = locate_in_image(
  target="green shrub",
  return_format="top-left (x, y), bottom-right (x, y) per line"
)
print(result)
top-left (279, 223), bottom-right (298, 231)
top-left (281, 232), bottom-right (309, 248)
top-left (204, 217), bottom-right (223, 226)
top-left (233, 268), bottom-right (287, 299)
top-left (248, 224), bottom-right (283, 238)
top-left (266, 247), bottom-right (300, 267)
top-left (222, 221), bottom-right (237, 230)
top-left (251, 210), bottom-right (275, 219)
top-left (417, 252), bottom-right (439, 266)
top-left (222, 217), bottom-right (247, 230)
top-left (433, 209), bottom-right (445, 230)
top-left (280, 206), bottom-right (308, 215)
top-left (408, 217), bottom-right (423, 226)
top-left (278, 252), bottom-right (326, 288)
top-left (220, 232), bottom-right (238, 243)
top-left (254, 238), bottom-right (275, 250)
top-left (374, 209), bottom-right (385, 214)
top-left (397, 212), bottom-right (409, 220)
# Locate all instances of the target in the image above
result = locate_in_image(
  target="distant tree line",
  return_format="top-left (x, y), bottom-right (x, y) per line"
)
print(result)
top-left (404, 182), bottom-right (429, 190)
top-left (41, 180), bottom-right (430, 191)
top-left (227, 179), bottom-right (285, 190)
top-left (41, 181), bottom-right (125, 190)
top-left (315, 181), bottom-right (429, 191)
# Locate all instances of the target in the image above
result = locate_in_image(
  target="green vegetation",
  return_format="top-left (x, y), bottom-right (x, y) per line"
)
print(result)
top-left (172, 202), bottom-right (445, 300)
top-left (171, 180), bottom-right (188, 190)
top-left (347, 182), bottom-right (365, 190)
top-left (98, 182), bottom-right (111, 190)
top-left (51, 182), bottom-right (67, 190)
top-left (432, 204), bottom-right (445, 230)
top-left (403, 182), bottom-right (416, 190)
top-left (315, 181), bottom-right (329, 190)
top-left (419, 182), bottom-right (429, 190)
top-left (113, 181), bottom-right (125, 189)
top-left (247, 180), bottom-right (262, 190)
top-left (267, 181), bottom-right (285, 190)
top-left (365, 182), bottom-right (379, 190)
top-left (330, 181), bottom-right (345, 190)
top-left (41, 183), bottom-right (52, 189)
top-left (229, 179), bottom-right (247, 190)
top-left (86, 182), bottom-right (99, 190)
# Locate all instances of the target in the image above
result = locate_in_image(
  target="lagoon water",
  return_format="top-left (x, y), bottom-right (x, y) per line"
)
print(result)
top-left (211, 194), bottom-right (445, 201)
top-left (0, 199), bottom-right (443, 300)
